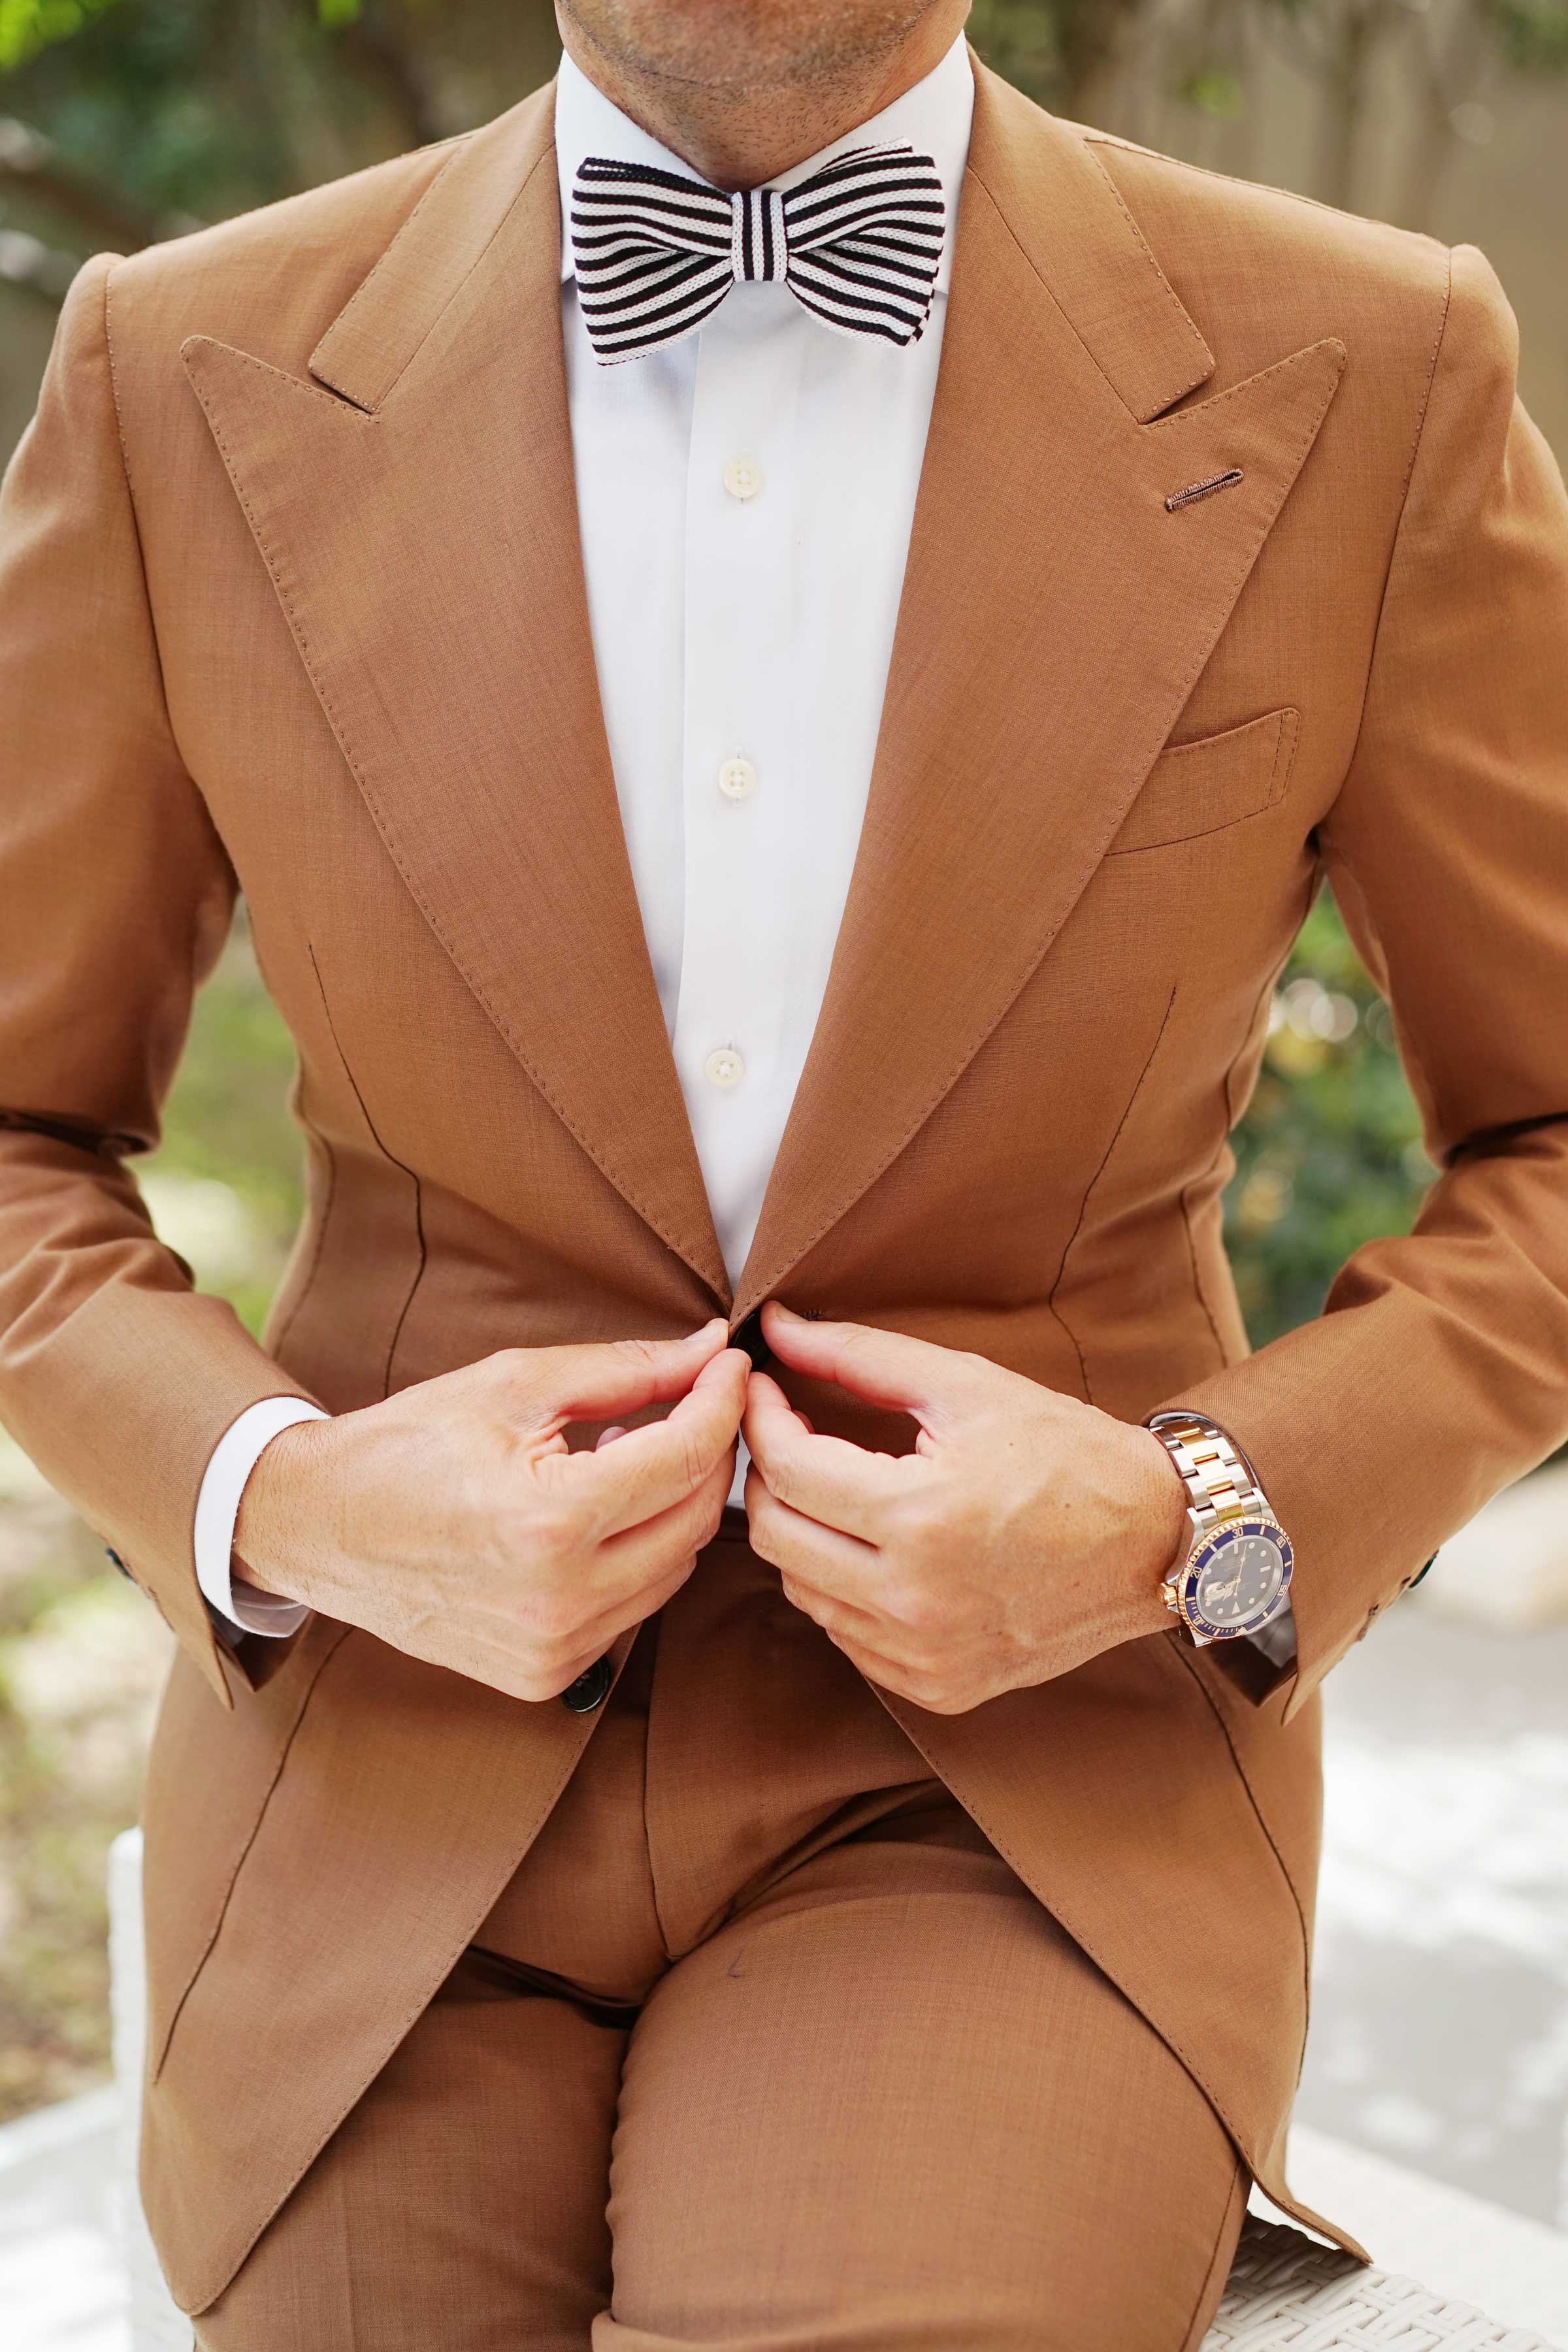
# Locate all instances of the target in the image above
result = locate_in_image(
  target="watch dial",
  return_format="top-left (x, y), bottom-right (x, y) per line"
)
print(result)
top-left (1194, 1529), bottom-right (1286, 1629)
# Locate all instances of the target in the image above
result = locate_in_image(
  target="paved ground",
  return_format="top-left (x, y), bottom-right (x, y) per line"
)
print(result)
top-left (0, 2091), bottom-right (126, 2351)
top-left (1301, 1586), bottom-right (1568, 2227)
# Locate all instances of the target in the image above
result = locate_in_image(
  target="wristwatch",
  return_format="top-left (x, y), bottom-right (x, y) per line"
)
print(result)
top-left (1145, 1412), bottom-right (1294, 1647)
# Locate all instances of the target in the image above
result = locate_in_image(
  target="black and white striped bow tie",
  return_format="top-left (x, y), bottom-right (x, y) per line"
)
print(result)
top-left (570, 144), bottom-right (946, 365)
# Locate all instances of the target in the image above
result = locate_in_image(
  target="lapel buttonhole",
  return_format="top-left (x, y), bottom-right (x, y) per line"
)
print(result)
top-left (1165, 468), bottom-right (1245, 514)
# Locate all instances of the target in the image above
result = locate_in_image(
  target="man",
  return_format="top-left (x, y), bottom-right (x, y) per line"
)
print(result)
top-left (1, 0), bottom-right (1565, 2340)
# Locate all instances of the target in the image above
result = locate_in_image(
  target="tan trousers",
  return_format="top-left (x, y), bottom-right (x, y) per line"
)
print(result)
top-left (197, 1527), bottom-right (1248, 2349)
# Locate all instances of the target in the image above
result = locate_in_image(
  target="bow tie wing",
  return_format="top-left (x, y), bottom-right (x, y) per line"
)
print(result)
top-left (780, 144), bottom-right (947, 348)
top-left (571, 157), bottom-right (735, 365)
top-left (570, 143), bottom-right (946, 364)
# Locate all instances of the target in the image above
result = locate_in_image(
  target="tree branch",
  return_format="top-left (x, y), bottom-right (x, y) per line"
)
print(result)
top-left (336, 12), bottom-right (450, 149)
top-left (0, 118), bottom-right (174, 252)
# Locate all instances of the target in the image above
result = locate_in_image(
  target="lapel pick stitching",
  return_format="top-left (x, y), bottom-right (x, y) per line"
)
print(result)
top-left (1165, 466), bottom-right (1245, 512)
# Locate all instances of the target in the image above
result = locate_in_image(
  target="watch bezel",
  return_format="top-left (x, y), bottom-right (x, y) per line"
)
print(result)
top-left (1173, 1514), bottom-right (1294, 1642)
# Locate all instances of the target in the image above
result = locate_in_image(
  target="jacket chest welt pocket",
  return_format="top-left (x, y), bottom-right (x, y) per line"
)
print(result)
top-left (1106, 707), bottom-right (1299, 855)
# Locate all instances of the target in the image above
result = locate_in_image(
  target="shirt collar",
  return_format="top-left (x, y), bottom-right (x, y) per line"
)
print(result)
top-left (554, 33), bottom-right (975, 294)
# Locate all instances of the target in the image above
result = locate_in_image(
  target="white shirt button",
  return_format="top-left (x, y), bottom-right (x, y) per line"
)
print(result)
top-left (722, 457), bottom-right (764, 502)
top-left (704, 1047), bottom-right (745, 1090)
top-left (717, 757), bottom-right (758, 801)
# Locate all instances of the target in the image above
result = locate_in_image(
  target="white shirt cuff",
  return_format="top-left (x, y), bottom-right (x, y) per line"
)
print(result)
top-left (195, 1396), bottom-right (328, 1637)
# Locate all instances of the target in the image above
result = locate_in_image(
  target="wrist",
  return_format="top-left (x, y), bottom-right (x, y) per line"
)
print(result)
top-left (1128, 1423), bottom-right (1189, 1588)
top-left (233, 1418), bottom-right (330, 1607)
top-left (1076, 1421), bottom-right (1190, 1648)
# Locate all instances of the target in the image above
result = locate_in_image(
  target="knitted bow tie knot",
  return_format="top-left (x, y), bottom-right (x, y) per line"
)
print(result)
top-left (570, 143), bottom-right (947, 365)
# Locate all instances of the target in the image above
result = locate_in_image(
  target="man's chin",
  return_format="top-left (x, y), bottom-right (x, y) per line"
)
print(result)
top-left (556, 0), bottom-right (936, 91)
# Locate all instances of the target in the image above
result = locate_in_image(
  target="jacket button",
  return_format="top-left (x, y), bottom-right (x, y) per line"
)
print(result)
top-left (731, 1308), bottom-right (770, 1371)
top-left (561, 1656), bottom-right (612, 1714)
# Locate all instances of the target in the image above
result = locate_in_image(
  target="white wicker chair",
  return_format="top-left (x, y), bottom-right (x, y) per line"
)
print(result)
top-left (110, 1832), bottom-right (189, 2352)
top-left (1207, 2222), bottom-right (1558, 2349)
top-left (107, 1831), bottom-right (1561, 2352)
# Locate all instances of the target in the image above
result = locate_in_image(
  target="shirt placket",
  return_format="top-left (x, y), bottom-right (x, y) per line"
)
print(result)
top-left (674, 292), bottom-right (805, 1284)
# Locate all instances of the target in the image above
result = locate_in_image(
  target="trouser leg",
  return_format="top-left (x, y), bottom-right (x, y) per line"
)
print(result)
top-left (193, 1826), bottom-right (1245, 2352)
top-left (598, 1814), bottom-right (1248, 2352)
top-left (194, 1952), bottom-right (626, 2352)
top-left (193, 1558), bottom-right (1251, 2349)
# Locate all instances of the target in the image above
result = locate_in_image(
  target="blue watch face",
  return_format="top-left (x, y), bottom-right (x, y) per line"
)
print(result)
top-left (1187, 1520), bottom-right (1292, 1637)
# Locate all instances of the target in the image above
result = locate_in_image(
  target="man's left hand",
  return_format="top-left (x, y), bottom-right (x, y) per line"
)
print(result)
top-left (742, 1302), bottom-right (1186, 1715)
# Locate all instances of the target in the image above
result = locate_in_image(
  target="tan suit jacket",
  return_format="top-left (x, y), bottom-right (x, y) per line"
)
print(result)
top-left (2, 57), bottom-right (1566, 2313)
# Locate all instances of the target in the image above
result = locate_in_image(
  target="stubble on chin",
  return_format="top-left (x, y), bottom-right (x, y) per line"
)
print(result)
top-left (555, 0), bottom-right (942, 91)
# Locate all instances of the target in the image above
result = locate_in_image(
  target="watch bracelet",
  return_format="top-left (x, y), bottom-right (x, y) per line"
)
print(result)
top-left (1144, 1411), bottom-right (1269, 1536)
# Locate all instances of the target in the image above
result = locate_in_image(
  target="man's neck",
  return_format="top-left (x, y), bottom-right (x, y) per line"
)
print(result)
top-left (553, 3), bottom-right (971, 190)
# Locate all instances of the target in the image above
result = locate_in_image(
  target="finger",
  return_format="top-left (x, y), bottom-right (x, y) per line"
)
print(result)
top-left (569, 1457), bottom-right (734, 1649)
top-left (759, 1303), bottom-right (987, 1427)
top-left (743, 1466), bottom-right (886, 1612)
top-left (772, 1556), bottom-right (939, 1679)
top-left (757, 1592), bottom-right (935, 1704)
top-left (819, 1629), bottom-right (909, 1691)
top-left (402, 1620), bottom-right (605, 1710)
top-left (563, 1544), bottom-right (705, 1662)
top-left (515, 1449), bottom-right (734, 1674)
top-left (818, 1631), bottom-right (961, 1712)
top-left (774, 1564), bottom-right (886, 1650)
top-left (519, 1320), bottom-right (730, 1428)
top-left (595, 1448), bottom-right (734, 1593)
top-left (743, 1370), bottom-right (905, 1541)
top-left (595, 1424), bottom-right (629, 1449)
top-left (564, 1349), bottom-right (747, 1536)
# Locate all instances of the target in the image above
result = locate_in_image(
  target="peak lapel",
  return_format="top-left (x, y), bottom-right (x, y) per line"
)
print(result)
top-left (182, 88), bottom-right (728, 1303)
top-left (734, 70), bottom-right (1344, 1320)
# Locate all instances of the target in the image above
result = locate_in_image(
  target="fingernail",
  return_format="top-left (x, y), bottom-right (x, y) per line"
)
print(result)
top-left (768, 1301), bottom-right (801, 1322)
top-left (687, 1317), bottom-right (727, 1339)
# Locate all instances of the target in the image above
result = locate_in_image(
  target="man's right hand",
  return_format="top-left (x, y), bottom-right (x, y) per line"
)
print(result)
top-left (231, 1322), bottom-right (747, 1703)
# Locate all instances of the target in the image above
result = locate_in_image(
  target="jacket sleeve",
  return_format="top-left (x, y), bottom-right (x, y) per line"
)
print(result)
top-left (0, 255), bottom-right (319, 1707)
top-left (1165, 242), bottom-right (1568, 1720)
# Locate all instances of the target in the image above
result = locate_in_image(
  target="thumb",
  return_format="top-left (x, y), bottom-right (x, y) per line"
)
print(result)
top-left (758, 1303), bottom-right (983, 1427)
top-left (523, 1320), bottom-right (730, 1426)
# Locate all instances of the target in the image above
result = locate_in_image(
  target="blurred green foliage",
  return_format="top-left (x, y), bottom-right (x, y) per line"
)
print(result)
top-left (0, 0), bottom-right (356, 71)
top-left (0, 1529), bottom-right (167, 2119)
top-left (0, 1), bottom-right (116, 74)
top-left (142, 917), bottom-right (305, 1338)
top-left (1, 0), bottom-right (417, 226)
top-left (1494, 0), bottom-right (1568, 69)
top-left (1228, 893), bottom-right (1429, 1342)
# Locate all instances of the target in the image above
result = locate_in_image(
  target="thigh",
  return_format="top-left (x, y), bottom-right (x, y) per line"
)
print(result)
top-left (196, 1953), bottom-right (626, 2352)
top-left (600, 1823), bottom-right (1247, 2352)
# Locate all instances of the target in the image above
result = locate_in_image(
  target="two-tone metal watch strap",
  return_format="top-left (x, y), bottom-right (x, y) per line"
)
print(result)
top-left (1145, 1412), bottom-right (1266, 1532)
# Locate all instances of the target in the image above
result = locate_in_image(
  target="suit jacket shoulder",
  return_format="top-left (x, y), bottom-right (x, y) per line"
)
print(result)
top-left (1073, 121), bottom-right (1456, 408)
top-left (101, 82), bottom-right (555, 401)
top-left (106, 140), bottom-right (460, 380)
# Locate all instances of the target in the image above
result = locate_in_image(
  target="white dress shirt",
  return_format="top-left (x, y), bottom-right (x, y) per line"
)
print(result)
top-left (555, 41), bottom-right (970, 1266)
top-left (194, 39), bottom-right (1293, 1673)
